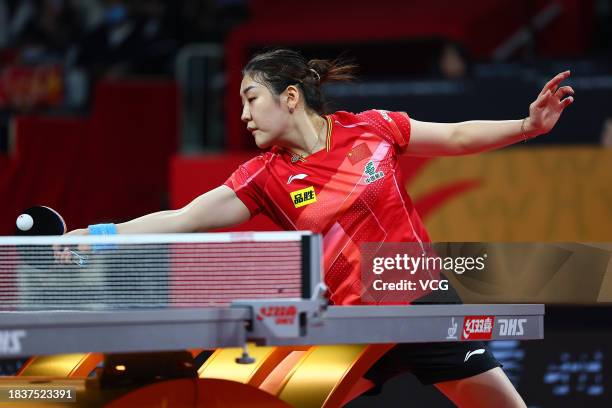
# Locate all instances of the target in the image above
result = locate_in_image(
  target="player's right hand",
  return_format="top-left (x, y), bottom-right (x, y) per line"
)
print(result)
top-left (53, 228), bottom-right (90, 264)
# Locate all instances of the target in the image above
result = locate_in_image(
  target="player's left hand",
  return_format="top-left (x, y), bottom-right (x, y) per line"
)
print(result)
top-left (525, 71), bottom-right (574, 137)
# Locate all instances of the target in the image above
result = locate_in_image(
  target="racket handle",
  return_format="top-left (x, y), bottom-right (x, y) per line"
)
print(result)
top-left (70, 250), bottom-right (88, 266)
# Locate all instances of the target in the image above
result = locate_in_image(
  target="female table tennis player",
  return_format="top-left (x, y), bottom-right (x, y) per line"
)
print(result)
top-left (65, 49), bottom-right (573, 407)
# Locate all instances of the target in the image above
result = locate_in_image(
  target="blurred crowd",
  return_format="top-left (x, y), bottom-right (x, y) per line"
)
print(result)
top-left (0, 0), bottom-right (610, 146)
top-left (0, 0), bottom-right (247, 70)
top-left (0, 0), bottom-right (246, 110)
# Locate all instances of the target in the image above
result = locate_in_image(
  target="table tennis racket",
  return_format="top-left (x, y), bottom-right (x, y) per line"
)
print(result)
top-left (15, 206), bottom-right (87, 266)
top-left (16, 206), bottom-right (66, 236)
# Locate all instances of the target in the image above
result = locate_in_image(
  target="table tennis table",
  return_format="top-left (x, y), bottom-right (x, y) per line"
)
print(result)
top-left (0, 232), bottom-right (545, 407)
top-left (0, 302), bottom-right (543, 358)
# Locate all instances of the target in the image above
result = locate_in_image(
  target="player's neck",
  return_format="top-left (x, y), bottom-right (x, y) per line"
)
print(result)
top-left (280, 111), bottom-right (326, 159)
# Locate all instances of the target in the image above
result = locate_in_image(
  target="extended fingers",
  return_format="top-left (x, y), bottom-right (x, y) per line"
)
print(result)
top-left (540, 70), bottom-right (571, 96)
top-left (555, 85), bottom-right (575, 109)
top-left (555, 85), bottom-right (575, 99)
top-left (560, 95), bottom-right (574, 108)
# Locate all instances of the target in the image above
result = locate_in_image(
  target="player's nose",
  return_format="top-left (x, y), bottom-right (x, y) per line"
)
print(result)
top-left (241, 104), bottom-right (251, 123)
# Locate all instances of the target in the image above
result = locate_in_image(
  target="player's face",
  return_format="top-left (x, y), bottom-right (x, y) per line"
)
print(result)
top-left (240, 74), bottom-right (291, 148)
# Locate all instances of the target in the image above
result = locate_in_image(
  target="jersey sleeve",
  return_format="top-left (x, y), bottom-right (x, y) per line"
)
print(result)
top-left (357, 110), bottom-right (411, 150)
top-left (223, 155), bottom-right (267, 217)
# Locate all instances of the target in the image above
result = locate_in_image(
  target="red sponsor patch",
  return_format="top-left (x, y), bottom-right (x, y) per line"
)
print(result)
top-left (347, 143), bottom-right (372, 165)
top-left (461, 316), bottom-right (495, 340)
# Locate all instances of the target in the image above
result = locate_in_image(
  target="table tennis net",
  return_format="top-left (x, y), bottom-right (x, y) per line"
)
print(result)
top-left (0, 232), bottom-right (322, 310)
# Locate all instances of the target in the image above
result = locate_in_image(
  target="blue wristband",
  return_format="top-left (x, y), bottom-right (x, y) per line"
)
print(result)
top-left (88, 223), bottom-right (117, 251)
top-left (88, 223), bottom-right (117, 235)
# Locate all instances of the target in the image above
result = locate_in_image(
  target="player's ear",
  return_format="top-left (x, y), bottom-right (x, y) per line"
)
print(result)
top-left (284, 85), bottom-right (300, 113)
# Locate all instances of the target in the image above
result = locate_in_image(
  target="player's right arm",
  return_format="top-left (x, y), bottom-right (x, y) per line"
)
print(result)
top-left (67, 185), bottom-right (250, 235)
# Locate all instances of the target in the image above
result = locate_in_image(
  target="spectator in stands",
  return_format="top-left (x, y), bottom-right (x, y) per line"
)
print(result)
top-left (75, 0), bottom-right (175, 79)
top-left (432, 41), bottom-right (470, 80)
top-left (14, 0), bottom-right (82, 64)
top-left (0, 0), bottom-right (36, 52)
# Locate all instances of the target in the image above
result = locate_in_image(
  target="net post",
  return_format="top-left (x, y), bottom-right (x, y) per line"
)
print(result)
top-left (300, 233), bottom-right (322, 299)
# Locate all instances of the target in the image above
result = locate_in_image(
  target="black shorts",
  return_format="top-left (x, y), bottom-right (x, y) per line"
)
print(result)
top-left (363, 275), bottom-right (501, 391)
top-left (363, 341), bottom-right (502, 391)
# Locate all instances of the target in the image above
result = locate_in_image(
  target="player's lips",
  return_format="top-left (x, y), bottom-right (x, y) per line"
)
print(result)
top-left (248, 128), bottom-right (258, 136)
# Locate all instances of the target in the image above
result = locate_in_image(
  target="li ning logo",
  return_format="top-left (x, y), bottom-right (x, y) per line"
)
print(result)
top-left (364, 161), bottom-right (384, 184)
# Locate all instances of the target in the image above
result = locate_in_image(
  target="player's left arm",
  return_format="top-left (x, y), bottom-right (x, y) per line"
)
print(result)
top-left (402, 71), bottom-right (574, 157)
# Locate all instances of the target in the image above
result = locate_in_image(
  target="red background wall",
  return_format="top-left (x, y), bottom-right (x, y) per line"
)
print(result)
top-left (0, 81), bottom-right (179, 234)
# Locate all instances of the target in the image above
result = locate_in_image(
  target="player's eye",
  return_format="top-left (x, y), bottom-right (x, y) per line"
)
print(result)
top-left (248, 97), bottom-right (256, 103)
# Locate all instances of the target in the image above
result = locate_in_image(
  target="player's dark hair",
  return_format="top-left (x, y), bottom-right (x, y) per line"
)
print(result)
top-left (243, 49), bottom-right (357, 114)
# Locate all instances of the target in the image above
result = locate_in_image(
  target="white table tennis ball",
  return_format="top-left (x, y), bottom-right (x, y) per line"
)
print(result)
top-left (16, 214), bottom-right (34, 231)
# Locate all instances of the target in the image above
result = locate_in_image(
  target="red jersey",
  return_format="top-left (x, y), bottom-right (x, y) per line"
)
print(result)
top-left (224, 110), bottom-right (430, 305)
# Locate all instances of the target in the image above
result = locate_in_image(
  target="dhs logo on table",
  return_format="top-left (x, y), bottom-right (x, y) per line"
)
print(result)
top-left (498, 318), bottom-right (527, 336)
top-left (0, 330), bottom-right (26, 355)
top-left (461, 316), bottom-right (495, 340)
top-left (257, 306), bottom-right (297, 325)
